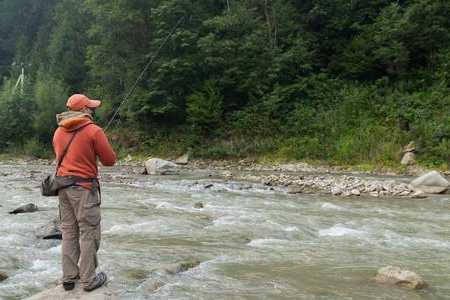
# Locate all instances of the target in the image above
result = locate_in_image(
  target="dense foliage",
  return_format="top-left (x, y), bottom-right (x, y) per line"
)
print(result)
top-left (0, 0), bottom-right (449, 166)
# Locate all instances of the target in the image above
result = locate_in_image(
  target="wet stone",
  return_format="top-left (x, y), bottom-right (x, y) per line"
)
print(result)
top-left (139, 278), bottom-right (164, 292)
top-left (163, 260), bottom-right (201, 275)
top-left (36, 218), bottom-right (62, 240)
top-left (194, 202), bottom-right (204, 209)
top-left (374, 266), bottom-right (428, 289)
top-left (287, 185), bottom-right (303, 194)
top-left (0, 271), bottom-right (8, 282)
top-left (9, 203), bottom-right (38, 215)
top-left (351, 189), bottom-right (361, 196)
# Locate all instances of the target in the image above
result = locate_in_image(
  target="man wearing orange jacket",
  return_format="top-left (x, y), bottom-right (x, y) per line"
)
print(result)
top-left (53, 94), bottom-right (116, 292)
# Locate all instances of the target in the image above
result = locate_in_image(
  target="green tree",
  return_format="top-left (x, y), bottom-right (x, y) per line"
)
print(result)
top-left (187, 80), bottom-right (223, 133)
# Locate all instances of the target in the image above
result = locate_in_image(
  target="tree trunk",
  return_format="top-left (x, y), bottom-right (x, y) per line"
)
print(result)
top-left (264, 0), bottom-right (273, 48)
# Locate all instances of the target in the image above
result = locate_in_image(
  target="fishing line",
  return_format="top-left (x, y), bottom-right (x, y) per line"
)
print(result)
top-left (104, 16), bottom-right (186, 131)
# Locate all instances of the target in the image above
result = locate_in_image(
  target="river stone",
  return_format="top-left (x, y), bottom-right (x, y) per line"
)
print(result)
top-left (369, 191), bottom-right (379, 197)
top-left (25, 283), bottom-right (118, 300)
top-left (351, 189), bottom-right (361, 196)
top-left (144, 158), bottom-right (178, 175)
top-left (194, 202), bottom-right (204, 209)
top-left (36, 218), bottom-right (62, 240)
top-left (175, 153), bottom-right (189, 165)
top-left (163, 260), bottom-right (201, 275)
top-left (411, 190), bottom-right (427, 199)
top-left (401, 152), bottom-right (416, 165)
top-left (138, 278), bottom-right (164, 292)
top-left (222, 171), bottom-right (233, 179)
top-left (403, 141), bottom-right (416, 153)
top-left (287, 185), bottom-right (303, 194)
top-left (0, 271), bottom-right (7, 282)
top-left (331, 187), bottom-right (342, 196)
top-left (374, 266), bottom-right (427, 289)
top-left (9, 203), bottom-right (38, 214)
top-left (410, 171), bottom-right (449, 194)
top-left (342, 191), bottom-right (352, 197)
top-left (398, 190), bottom-right (411, 197)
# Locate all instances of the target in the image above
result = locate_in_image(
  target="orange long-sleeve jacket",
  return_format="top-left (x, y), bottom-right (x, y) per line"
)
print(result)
top-left (53, 114), bottom-right (116, 178)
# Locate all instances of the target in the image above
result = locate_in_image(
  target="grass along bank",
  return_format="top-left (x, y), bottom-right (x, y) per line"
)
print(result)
top-left (1, 125), bottom-right (448, 176)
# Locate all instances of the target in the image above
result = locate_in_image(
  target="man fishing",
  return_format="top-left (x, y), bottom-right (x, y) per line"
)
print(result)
top-left (53, 94), bottom-right (116, 292)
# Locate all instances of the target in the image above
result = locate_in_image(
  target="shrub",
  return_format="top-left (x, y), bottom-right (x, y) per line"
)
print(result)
top-left (333, 123), bottom-right (404, 164)
top-left (276, 137), bottom-right (327, 161)
top-left (0, 80), bottom-right (35, 149)
top-left (33, 75), bottom-right (69, 143)
top-left (186, 80), bottom-right (223, 133)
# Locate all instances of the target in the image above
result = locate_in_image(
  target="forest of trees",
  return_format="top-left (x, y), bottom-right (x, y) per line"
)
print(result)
top-left (0, 0), bottom-right (449, 167)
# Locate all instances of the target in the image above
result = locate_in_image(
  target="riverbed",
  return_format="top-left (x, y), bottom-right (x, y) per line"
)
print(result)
top-left (0, 163), bottom-right (449, 299)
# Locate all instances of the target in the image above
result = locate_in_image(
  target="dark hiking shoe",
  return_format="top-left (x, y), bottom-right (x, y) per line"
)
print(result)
top-left (62, 275), bottom-right (79, 291)
top-left (83, 272), bottom-right (107, 292)
top-left (63, 281), bottom-right (75, 291)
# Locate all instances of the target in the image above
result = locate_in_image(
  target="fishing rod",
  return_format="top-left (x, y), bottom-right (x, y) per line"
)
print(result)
top-left (104, 16), bottom-right (186, 131)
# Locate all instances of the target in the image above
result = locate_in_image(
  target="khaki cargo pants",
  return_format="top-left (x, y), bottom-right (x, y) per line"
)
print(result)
top-left (58, 186), bottom-right (101, 288)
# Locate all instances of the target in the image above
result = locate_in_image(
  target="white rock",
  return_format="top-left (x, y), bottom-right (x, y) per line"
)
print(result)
top-left (175, 153), bottom-right (189, 165)
top-left (401, 152), bottom-right (416, 165)
top-left (331, 187), bottom-right (342, 195)
top-left (411, 171), bottom-right (449, 194)
top-left (374, 266), bottom-right (427, 289)
top-left (351, 189), bottom-right (361, 196)
top-left (411, 190), bottom-right (427, 199)
top-left (342, 191), bottom-right (352, 197)
top-left (398, 190), bottom-right (411, 197)
top-left (144, 158), bottom-right (178, 175)
top-left (369, 191), bottom-right (379, 197)
top-left (223, 171), bottom-right (233, 179)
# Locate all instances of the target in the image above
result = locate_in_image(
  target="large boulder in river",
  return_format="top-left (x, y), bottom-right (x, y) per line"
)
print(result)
top-left (9, 203), bottom-right (38, 214)
top-left (144, 158), bottom-right (178, 175)
top-left (0, 271), bottom-right (8, 282)
top-left (410, 171), bottom-right (449, 194)
top-left (374, 266), bottom-right (427, 289)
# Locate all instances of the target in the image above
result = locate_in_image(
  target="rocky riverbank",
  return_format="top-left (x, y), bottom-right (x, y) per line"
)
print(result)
top-left (3, 156), bottom-right (449, 199)
top-left (139, 158), bottom-right (449, 199)
top-left (235, 173), bottom-right (419, 198)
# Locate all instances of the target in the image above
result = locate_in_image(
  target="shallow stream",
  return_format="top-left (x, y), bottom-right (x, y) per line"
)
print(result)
top-left (0, 163), bottom-right (449, 299)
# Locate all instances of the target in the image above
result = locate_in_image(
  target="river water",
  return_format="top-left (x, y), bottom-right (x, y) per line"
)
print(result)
top-left (0, 163), bottom-right (449, 299)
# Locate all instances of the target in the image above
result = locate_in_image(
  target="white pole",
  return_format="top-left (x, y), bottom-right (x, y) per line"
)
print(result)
top-left (12, 67), bottom-right (25, 95)
top-left (20, 67), bottom-right (24, 94)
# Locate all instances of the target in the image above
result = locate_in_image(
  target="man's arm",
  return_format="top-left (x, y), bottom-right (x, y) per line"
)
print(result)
top-left (93, 129), bottom-right (117, 166)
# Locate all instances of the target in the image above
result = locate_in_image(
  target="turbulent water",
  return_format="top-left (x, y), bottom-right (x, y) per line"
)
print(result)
top-left (0, 163), bottom-right (449, 299)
